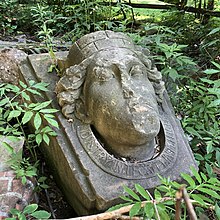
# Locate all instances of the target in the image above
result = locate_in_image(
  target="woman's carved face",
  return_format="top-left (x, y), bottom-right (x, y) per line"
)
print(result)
top-left (82, 50), bottom-right (160, 158)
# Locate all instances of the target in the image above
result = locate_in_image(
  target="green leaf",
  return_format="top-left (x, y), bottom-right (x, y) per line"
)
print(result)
top-left (204, 69), bottom-right (220, 74)
top-left (157, 185), bottom-right (170, 193)
top-left (34, 112), bottom-right (42, 130)
top-left (43, 133), bottom-right (50, 145)
top-left (144, 202), bottom-right (154, 218)
top-left (120, 196), bottom-right (133, 202)
top-left (39, 108), bottom-right (58, 113)
top-left (44, 113), bottom-right (55, 118)
top-left (19, 81), bottom-right (27, 88)
top-left (0, 98), bottom-right (9, 107)
top-left (157, 204), bottom-right (170, 220)
top-left (32, 82), bottom-right (49, 91)
top-left (31, 210), bottom-right (51, 219)
top-left (207, 27), bottom-right (220, 36)
top-left (201, 172), bottom-right (207, 182)
top-left (21, 91), bottom-right (30, 101)
top-left (170, 181), bottom-right (181, 189)
top-left (168, 68), bottom-right (179, 81)
top-left (123, 186), bottom-right (141, 201)
top-left (38, 176), bottom-right (47, 182)
top-left (203, 184), bottom-right (220, 192)
top-left (190, 166), bottom-right (201, 184)
top-left (9, 208), bottom-right (20, 215)
top-left (36, 133), bottom-right (43, 145)
top-left (2, 142), bottom-right (14, 154)
top-left (135, 184), bottom-right (150, 200)
top-left (215, 203), bottom-right (220, 219)
top-left (26, 88), bottom-right (42, 96)
top-left (40, 184), bottom-right (49, 189)
top-left (181, 173), bottom-right (196, 188)
top-left (8, 110), bottom-right (22, 119)
top-left (129, 202), bottom-right (141, 218)
top-left (23, 204), bottom-right (38, 214)
top-left (18, 213), bottom-right (26, 220)
top-left (185, 127), bottom-right (202, 139)
top-left (44, 117), bottom-right (59, 128)
top-left (33, 101), bottom-right (52, 111)
top-left (21, 176), bottom-right (27, 185)
top-left (154, 189), bottom-right (162, 200)
top-left (208, 99), bottom-right (220, 107)
top-left (29, 80), bottom-right (35, 86)
top-left (211, 61), bottom-right (220, 69)
top-left (205, 163), bottom-right (213, 176)
top-left (197, 187), bottom-right (220, 199)
top-left (107, 202), bottom-right (131, 212)
top-left (22, 111), bottom-right (33, 124)
top-left (191, 194), bottom-right (206, 206)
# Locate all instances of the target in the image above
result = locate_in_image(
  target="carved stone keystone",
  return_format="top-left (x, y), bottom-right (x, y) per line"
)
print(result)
top-left (18, 31), bottom-right (197, 215)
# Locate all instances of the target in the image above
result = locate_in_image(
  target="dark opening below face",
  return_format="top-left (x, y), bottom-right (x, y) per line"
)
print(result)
top-left (82, 49), bottom-right (160, 159)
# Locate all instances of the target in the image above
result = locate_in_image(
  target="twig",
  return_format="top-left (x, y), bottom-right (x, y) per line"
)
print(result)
top-left (175, 187), bottom-right (183, 220)
top-left (44, 187), bottom-right (56, 219)
top-left (182, 187), bottom-right (198, 220)
top-left (52, 197), bottom-right (172, 220)
top-left (146, 190), bottom-right (160, 220)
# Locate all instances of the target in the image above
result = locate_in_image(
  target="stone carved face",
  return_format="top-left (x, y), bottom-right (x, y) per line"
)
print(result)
top-left (56, 32), bottom-right (165, 161)
top-left (82, 50), bottom-right (160, 160)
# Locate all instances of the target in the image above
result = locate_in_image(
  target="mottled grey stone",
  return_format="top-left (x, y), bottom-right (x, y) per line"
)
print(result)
top-left (18, 31), bottom-right (197, 215)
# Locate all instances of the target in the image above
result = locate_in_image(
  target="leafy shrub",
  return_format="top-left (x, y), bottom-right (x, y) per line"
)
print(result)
top-left (0, 80), bottom-right (58, 182)
top-left (109, 168), bottom-right (220, 219)
top-left (6, 203), bottom-right (51, 220)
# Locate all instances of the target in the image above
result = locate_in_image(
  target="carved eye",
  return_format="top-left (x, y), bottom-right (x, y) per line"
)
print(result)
top-left (130, 65), bottom-right (144, 77)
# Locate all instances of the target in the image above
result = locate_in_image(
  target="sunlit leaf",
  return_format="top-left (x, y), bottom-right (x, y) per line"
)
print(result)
top-left (22, 111), bottom-right (33, 124)
top-left (190, 166), bottom-right (201, 184)
top-left (33, 101), bottom-right (52, 111)
top-left (31, 210), bottom-right (51, 219)
top-left (123, 186), bottom-right (141, 201)
top-left (197, 187), bottom-right (220, 199)
top-left (23, 204), bottom-right (38, 214)
top-left (129, 202), bottom-right (141, 218)
top-left (215, 203), bottom-right (220, 219)
top-left (44, 117), bottom-right (59, 128)
top-left (34, 112), bottom-right (42, 130)
top-left (191, 194), bottom-right (206, 206)
top-left (144, 202), bottom-right (154, 218)
top-left (181, 173), bottom-right (196, 188)
top-left (135, 184), bottom-right (150, 200)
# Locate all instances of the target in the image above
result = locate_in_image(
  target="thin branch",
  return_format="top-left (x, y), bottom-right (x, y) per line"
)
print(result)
top-left (175, 187), bottom-right (183, 220)
top-left (182, 188), bottom-right (198, 220)
top-left (53, 198), bottom-right (172, 220)
top-left (146, 190), bottom-right (160, 220)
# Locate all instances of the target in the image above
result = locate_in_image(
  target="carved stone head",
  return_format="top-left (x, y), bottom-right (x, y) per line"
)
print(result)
top-left (56, 31), bottom-right (165, 161)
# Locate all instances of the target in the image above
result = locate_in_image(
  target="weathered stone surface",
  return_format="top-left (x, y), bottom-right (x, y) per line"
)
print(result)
top-left (0, 48), bottom-right (27, 85)
top-left (18, 31), bottom-right (197, 215)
